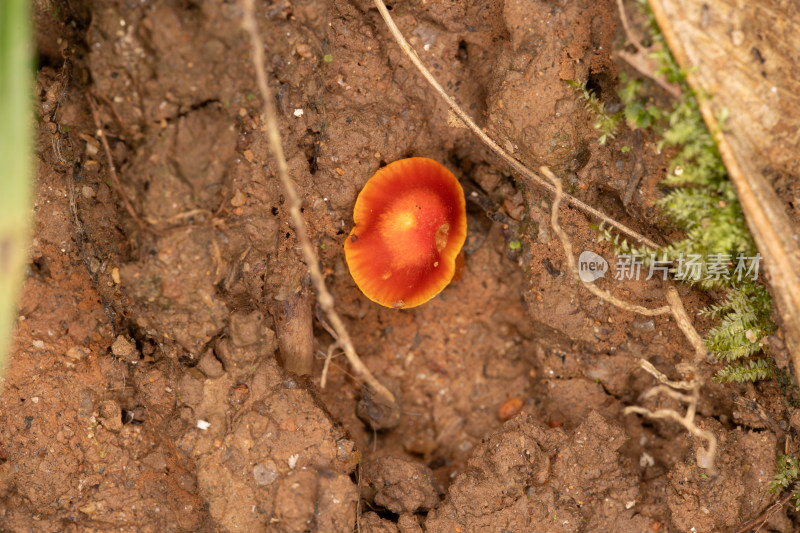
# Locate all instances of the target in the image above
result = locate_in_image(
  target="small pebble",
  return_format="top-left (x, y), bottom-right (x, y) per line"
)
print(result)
top-left (66, 346), bottom-right (88, 360)
top-left (230, 189), bottom-right (246, 207)
top-left (253, 461), bottom-right (279, 485)
top-left (98, 400), bottom-right (123, 432)
top-left (295, 43), bottom-right (312, 58)
top-left (197, 349), bottom-right (225, 379)
top-left (111, 335), bottom-right (139, 362)
top-left (498, 397), bottom-right (524, 421)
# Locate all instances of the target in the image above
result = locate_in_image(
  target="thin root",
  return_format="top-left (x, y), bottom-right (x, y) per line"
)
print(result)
top-left (372, 0), bottom-right (660, 251)
top-left (320, 342), bottom-right (340, 390)
top-left (87, 93), bottom-right (163, 237)
top-left (735, 486), bottom-right (797, 533)
top-left (544, 166), bottom-right (716, 473)
top-left (542, 166), bottom-right (670, 316)
top-left (242, 0), bottom-right (394, 405)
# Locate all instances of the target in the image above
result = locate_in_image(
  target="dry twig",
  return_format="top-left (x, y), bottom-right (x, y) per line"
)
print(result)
top-left (543, 166), bottom-right (717, 473)
top-left (371, 0), bottom-right (660, 251)
top-left (320, 343), bottom-right (340, 390)
top-left (735, 488), bottom-right (796, 533)
top-left (615, 0), bottom-right (681, 98)
top-left (242, 0), bottom-right (394, 404)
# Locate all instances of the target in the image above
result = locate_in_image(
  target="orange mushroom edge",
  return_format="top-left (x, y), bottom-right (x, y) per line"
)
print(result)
top-left (344, 157), bottom-right (467, 309)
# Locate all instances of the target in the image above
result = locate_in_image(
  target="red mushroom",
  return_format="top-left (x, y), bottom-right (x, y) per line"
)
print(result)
top-left (344, 157), bottom-right (467, 309)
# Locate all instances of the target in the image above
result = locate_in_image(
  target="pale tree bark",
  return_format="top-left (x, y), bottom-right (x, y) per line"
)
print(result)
top-left (648, 0), bottom-right (800, 378)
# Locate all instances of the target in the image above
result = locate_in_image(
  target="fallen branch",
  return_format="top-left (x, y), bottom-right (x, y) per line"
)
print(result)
top-left (543, 166), bottom-right (716, 473)
top-left (371, 0), bottom-right (660, 251)
top-left (242, 0), bottom-right (394, 404)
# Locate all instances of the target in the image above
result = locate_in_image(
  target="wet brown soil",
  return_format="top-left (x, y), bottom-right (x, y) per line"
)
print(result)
top-left (2, 0), bottom-right (798, 531)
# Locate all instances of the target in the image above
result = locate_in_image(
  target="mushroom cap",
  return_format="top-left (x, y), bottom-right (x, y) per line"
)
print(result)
top-left (344, 157), bottom-right (467, 309)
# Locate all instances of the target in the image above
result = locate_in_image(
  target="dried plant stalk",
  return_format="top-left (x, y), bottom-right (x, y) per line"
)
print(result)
top-left (0, 0), bottom-right (34, 375)
top-left (371, 0), bottom-right (660, 251)
top-left (242, 0), bottom-right (394, 404)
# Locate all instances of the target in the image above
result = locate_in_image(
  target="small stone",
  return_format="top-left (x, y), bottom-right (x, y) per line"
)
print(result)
top-left (356, 380), bottom-right (402, 431)
top-left (497, 397), bottom-right (524, 421)
top-left (230, 189), bottom-right (246, 207)
top-left (398, 513), bottom-right (424, 533)
top-left (253, 461), bottom-right (279, 485)
top-left (97, 400), bottom-right (123, 432)
top-left (66, 346), bottom-right (88, 361)
top-left (197, 349), bottom-right (225, 379)
top-left (110, 267), bottom-right (121, 284)
top-left (243, 149), bottom-right (254, 162)
top-left (446, 109), bottom-right (466, 129)
top-left (111, 335), bottom-right (139, 362)
top-left (79, 501), bottom-right (100, 515)
top-left (789, 409), bottom-right (800, 432)
top-left (81, 186), bottom-right (95, 198)
top-left (336, 438), bottom-right (360, 466)
top-left (296, 43), bottom-right (312, 58)
top-left (229, 383), bottom-right (249, 406)
top-left (142, 451), bottom-right (167, 471)
top-left (230, 311), bottom-right (265, 347)
top-left (161, 276), bottom-right (182, 299)
top-left (87, 256), bottom-right (101, 274)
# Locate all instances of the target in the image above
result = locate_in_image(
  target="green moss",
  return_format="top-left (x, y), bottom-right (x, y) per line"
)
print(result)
top-left (582, 2), bottom-right (776, 384)
top-left (769, 455), bottom-right (800, 511)
top-left (566, 80), bottom-right (622, 145)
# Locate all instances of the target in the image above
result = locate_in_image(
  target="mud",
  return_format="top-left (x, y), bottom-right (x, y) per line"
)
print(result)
top-left (2, 0), bottom-right (797, 531)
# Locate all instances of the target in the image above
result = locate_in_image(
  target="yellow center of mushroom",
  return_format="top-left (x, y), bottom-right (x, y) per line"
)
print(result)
top-left (377, 190), bottom-right (447, 269)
